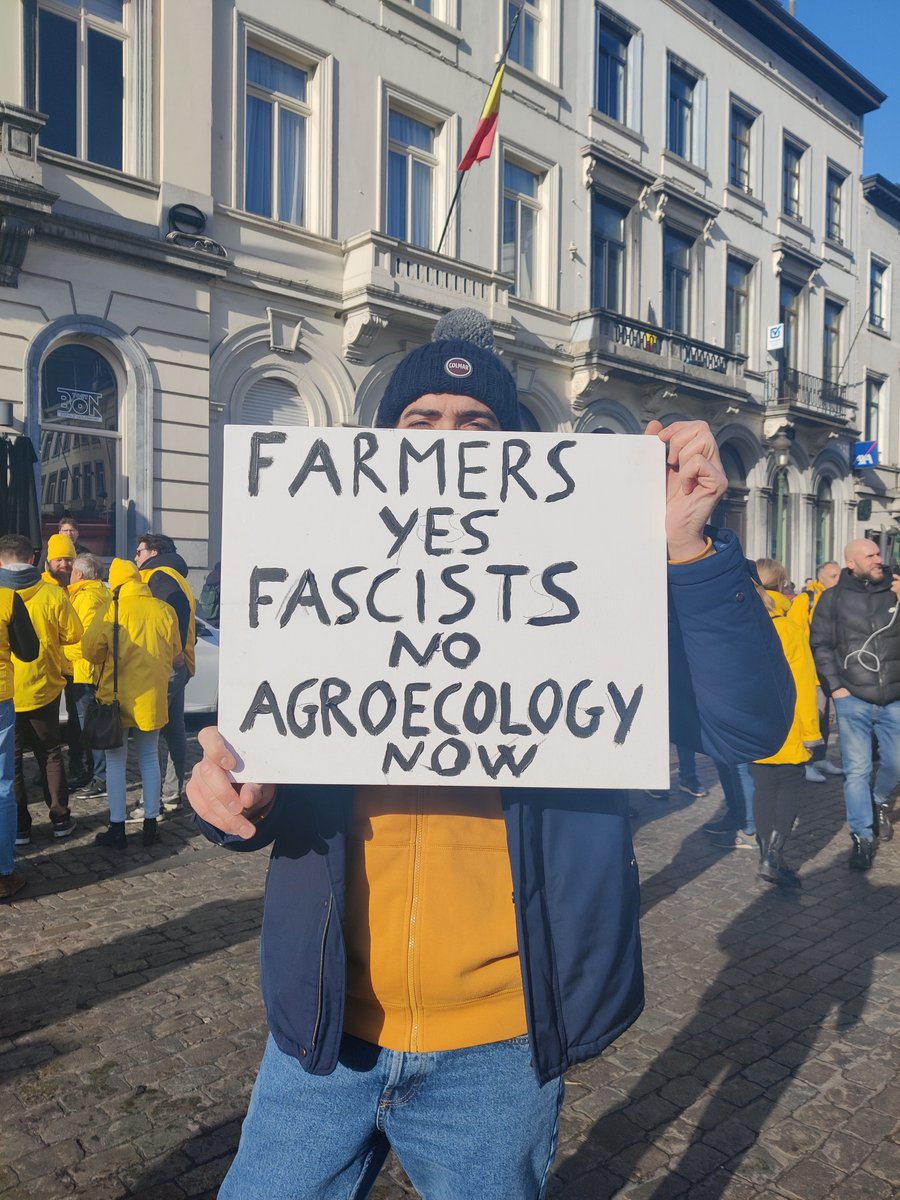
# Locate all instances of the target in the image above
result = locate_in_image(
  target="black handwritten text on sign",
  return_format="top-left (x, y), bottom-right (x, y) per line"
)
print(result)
top-left (219, 427), bottom-right (668, 788)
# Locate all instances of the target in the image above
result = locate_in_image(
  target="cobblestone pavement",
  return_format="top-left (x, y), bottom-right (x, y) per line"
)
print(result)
top-left (1, 740), bottom-right (899, 1199)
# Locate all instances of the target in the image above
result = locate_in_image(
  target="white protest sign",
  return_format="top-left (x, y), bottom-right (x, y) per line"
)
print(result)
top-left (218, 427), bottom-right (670, 789)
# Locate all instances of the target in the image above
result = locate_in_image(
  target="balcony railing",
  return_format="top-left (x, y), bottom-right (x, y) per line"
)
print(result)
top-left (584, 311), bottom-right (744, 383)
top-left (764, 367), bottom-right (853, 421)
top-left (343, 232), bottom-right (512, 309)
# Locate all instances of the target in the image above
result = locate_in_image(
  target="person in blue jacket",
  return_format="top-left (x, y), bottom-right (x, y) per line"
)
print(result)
top-left (188, 312), bottom-right (794, 1200)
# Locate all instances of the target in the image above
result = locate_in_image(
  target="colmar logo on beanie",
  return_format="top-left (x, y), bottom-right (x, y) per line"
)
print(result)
top-left (444, 357), bottom-right (473, 379)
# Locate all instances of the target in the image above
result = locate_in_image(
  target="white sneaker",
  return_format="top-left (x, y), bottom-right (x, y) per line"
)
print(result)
top-left (805, 764), bottom-right (827, 784)
top-left (818, 759), bottom-right (844, 776)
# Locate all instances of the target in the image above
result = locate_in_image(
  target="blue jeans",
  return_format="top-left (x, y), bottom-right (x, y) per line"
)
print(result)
top-left (0, 699), bottom-right (16, 874)
top-left (159, 663), bottom-right (188, 800)
top-left (834, 695), bottom-right (900, 838)
top-left (72, 684), bottom-right (106, 782)
top-left (220, 1034), bottom-right (564, 1200)
top-left (106, 729), bottom-right (160, 822)
top-left (714, 760), bottom-right (756, 835)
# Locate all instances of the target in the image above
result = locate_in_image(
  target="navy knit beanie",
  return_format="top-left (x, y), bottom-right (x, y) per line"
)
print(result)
top-left (377, 313), bottom-right (521, 431)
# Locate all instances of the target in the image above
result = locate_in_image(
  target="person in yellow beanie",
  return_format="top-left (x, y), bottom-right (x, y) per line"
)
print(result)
top-left (0, 533), bottom-right (83, 844)
top-left (43, 532), bottom-right (90, 784)
top-left (82, 558), bottom-right (182, 849)
top-left (43, 533), bottom-right (76, 588)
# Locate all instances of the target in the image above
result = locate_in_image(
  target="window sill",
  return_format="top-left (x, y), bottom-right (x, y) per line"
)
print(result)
top-left (503, 60), bottom-right (564, 103)
top-left (215, 204), bottom-right (339, 251)
top-left (660, 150), bottom-right (709, 186)
top-left (868, 322), bottom-right (892, 340)
top-left (724, 183), bottom-right (764, 213)
top-left (823, 236), bottom-right (853, 263)
top-left (38, 149), bottom-right (159, 196)
top-left (588, 109), bottom-right (643, 149)
top-left (380, 0), bottom-right (462, 43)
top-left (779, 212), bottom-right (813, 238)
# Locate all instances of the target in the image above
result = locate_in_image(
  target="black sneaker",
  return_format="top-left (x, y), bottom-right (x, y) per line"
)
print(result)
top-left (72, 777), bottom-right (107, 801)
top-left (15, 828), bottom-right (31, 847)
top-left (876, 806), bottom-right (893, 842)
top-left (142, 818), bottom-right (159, 847)
top-left (679, 778), bottom-right (709, 798)
top-left (52, 816), bottom-right (77, 839)
top-left (849, 835), bottom-right (875, 871)
top-left (703, 817), bottom-right (738, 835)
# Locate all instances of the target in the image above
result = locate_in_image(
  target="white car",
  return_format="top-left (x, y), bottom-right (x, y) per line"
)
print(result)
top-left (185, 615), bottom-right (219, 715)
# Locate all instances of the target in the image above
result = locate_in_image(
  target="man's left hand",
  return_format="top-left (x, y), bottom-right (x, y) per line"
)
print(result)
top-left (645, 419), bottom-right (727, 560)
top-left (891, 576), bottom-right (900, 601)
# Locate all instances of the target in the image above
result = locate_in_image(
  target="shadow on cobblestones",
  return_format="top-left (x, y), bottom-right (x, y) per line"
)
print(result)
top-left (556, 847), bottom-right (899, 1199)
top-left (0, 897), bottom-right (263, 1074)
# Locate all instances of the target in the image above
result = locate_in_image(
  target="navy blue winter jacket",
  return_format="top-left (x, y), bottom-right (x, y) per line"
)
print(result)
top-left (197, 530), bottom-right (794, 1084)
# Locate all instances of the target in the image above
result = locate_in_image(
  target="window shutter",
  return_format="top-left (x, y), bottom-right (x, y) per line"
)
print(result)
top-left (240, 377), bottom-right (309, 426)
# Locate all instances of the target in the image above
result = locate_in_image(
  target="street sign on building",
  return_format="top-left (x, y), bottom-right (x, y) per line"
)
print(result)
top-left (766, 324), bottom-right (785, 351)
top-left (852, 442), bottom-right (879, 469)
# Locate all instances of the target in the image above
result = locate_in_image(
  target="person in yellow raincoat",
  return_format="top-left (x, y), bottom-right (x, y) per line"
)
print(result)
top-left (65, 554), bottom-right (110, 802)
top-left (82, 558), bottom-right (182, 849)
top-left (750, 583), bottom-right (821, 888)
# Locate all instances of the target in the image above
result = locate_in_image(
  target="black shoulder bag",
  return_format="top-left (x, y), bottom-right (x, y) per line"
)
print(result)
top-left (81, 593), bottom-right (124, 750)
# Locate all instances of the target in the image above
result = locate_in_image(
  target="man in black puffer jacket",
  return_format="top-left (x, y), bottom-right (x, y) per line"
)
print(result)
top-left (811, 539), bottom-right (900, 869)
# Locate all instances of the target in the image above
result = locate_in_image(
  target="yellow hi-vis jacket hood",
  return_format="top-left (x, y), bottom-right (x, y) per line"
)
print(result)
top-left (0, 587), bottom-right (15, 704)
top-left (140, 564), bottom-right (196, 675)
top-left (755, 613), bottom-right (821, 766)
top-left (65, 579), bottom-right (110, 684)
top-left (13, 580), bottom-right (83, 712)
top-left (81, 574), bottom-right (181, 731)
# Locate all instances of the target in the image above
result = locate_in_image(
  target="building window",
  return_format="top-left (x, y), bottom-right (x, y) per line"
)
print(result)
top-left (769, 469), bottom-right (791, 565)
top-left (40, 342), bottom-right (120, 557)
top-left (37, 0), bottom-right (126, 170)
top-left (870, 259), bottom-right (887, 329)
top-left (387, 109), bottom-right (436, 249)
top-left (411, 0), bottom-right (432, 10)
top-left (865, 376), bottom-right (883, 443)
top-left (591, 194), bottom-right (627, 312)
top-left (782, 138), bottom-right (804, 220)
top-left (502, 159), bottom-right (541, 301)
top-left (244, 46), bottom-right (310, 226)
top-left (814, 478), bottom-right (834, 567)
top-left (712, 444), bottom-right (748, 544)
top-left (779, 279), bottom-right (802, 371)
top-left (507, 0), bottom-right (540, 73)
top-left (663, 227), bottom-right (693, 334)
top-left (725, 256), bottom-right (752, 355)
top-left (826, 167), bottom-right (846, 243)
top-left (729, 104), bottom-right (754, 193)
top-left (823, 299), bottom-right (843, 382)
top-left (597, 15), bottom-right (629, 123)
top-left (668, 63), bottom-right (696, 160)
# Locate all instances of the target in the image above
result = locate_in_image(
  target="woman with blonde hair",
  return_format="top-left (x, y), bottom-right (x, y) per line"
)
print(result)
top-left (82, 558), bottom-right (182, 848)
top-left (755, 558), bottom-right (792, 616)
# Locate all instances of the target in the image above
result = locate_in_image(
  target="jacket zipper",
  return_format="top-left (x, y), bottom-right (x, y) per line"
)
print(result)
top-left (407, 789), bottom-right (425, 1052)
top-left (311, 894), bottom-right (333, 1051)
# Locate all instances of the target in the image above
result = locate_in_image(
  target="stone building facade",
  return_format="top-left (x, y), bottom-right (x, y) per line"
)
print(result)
top-left (0, 0), bottom-right (893, 585)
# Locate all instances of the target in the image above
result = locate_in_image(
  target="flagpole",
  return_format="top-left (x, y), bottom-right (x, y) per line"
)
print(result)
top-left (435, 1), bottom-right (525, 258)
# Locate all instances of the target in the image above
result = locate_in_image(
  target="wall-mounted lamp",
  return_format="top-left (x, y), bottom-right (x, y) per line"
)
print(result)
top-left (768, 426), bottom-right (794, 468)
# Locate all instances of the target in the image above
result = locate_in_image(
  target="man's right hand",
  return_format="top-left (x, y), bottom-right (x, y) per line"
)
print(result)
top-left (832, 688), bottom-right (851, 699)
top-left (186, 726), bottom-right (276, 839)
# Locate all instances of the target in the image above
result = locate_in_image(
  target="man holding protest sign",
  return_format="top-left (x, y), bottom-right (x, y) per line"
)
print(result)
top-left (188, 311), bottom-right (794, 1199)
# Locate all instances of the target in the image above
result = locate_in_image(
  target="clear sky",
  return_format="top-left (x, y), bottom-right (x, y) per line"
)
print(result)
top-left (790, 0), bottom-right (899, 181)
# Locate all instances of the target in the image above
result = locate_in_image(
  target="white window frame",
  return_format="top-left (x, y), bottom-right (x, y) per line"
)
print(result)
top-left (728, 98), bottom-right (760, 196)
top-left (36, 0), bottom-right (151, 178)
top-left (233, 18), bottom-right (333, 237)
top-left (782, 134), bottom-right (806, 222)
top-left (499, 142), bottom-right (557, 308)
top-left (724, 253), bottom-right (755, 359)
top-left (666, 54), bottom-right (706, 169)
top-left (244, 44), bottom-right (311, 226)
top-left (825, 161), bottom-right (848, 245)
top-left (869, 255), bottom-right (890, 333)
top-left (503, 0), bottom-right (561, 87)
top-left (864, 374), bottom-right (886, 445)
top-left (379, 84), bottom-right (453, 254)
top-left (595, 6), bottom-right (642, 132)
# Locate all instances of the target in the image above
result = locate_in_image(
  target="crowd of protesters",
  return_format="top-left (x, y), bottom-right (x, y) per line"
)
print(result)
top-left (0, 519), bottom-right (197, 899)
